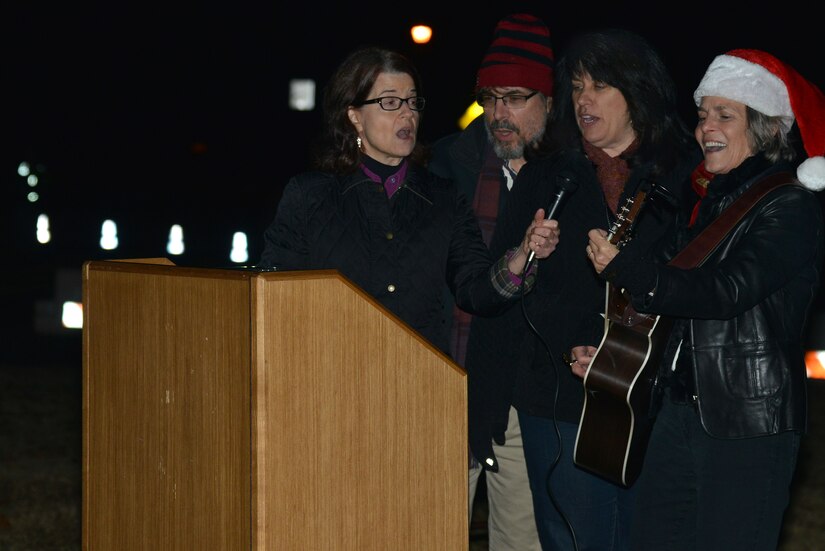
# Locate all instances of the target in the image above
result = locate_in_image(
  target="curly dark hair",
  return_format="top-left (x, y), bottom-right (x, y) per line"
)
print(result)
top-left (312, 46), bottom-right (428, 173)
top-left (548, 29), bottom-right (694, 175)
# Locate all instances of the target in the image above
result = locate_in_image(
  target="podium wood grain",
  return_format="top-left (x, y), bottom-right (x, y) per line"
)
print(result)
top-left (84, 260), bottom-right (466, 550)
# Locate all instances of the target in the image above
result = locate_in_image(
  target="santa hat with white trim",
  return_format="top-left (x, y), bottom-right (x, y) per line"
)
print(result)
top-left (693, 48), bottom-right (825, 191)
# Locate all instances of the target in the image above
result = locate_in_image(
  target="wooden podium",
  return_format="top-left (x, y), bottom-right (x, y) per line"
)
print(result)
top-left (82, 259), bottom-right (467, 550)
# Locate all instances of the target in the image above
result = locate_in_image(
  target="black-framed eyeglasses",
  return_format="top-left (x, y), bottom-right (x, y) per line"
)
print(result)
top-left (359, 96), bottom-right (426, 111)
top-left (476, 91), bottom-right (538, 110)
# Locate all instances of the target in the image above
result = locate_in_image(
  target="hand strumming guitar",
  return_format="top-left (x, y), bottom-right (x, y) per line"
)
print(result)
top-left (568, 345), bottom-right (598, 379)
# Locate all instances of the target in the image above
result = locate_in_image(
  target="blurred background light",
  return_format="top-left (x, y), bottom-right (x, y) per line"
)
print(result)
top-left (36, 214), bottom-right (51, 244)
top-left (230, 231), bottom-right (248, 263)
top-left (411, 25), bottom-right (432, 44)
top-left (167, 224), bottom-right (184, 255)
top-left (61, 301), bottom-right (83, 329)
top-left (99, 220), bottom-right (118, 251)
top-left (459, 102), bottom-right (483, 130)
top-left (289, 79), bottom-right (316, 111)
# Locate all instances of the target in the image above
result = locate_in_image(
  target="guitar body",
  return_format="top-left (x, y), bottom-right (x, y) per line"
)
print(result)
top-left (574, 285), bottom-right (672, 487)
top-left (570, 189), bottom-right (670, 488)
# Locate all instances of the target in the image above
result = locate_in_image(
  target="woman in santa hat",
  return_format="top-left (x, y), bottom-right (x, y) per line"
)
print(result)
top-left (585, 49), bottom-right (825, 550)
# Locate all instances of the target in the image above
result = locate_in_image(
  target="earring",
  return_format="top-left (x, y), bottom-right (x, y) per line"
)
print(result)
top-left (356, 136), bottom-right (363, 151)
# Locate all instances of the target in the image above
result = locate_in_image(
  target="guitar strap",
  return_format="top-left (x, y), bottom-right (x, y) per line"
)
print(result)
top-left (668, 171), bottom-right (796, 269)
top-left (618, 172), bottom-right (796, 327)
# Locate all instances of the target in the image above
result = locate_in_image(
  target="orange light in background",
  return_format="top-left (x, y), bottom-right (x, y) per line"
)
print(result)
top-left (805, 351), bottom-right (825, 379)
top-left (411, 25), bottom-right (432, 44)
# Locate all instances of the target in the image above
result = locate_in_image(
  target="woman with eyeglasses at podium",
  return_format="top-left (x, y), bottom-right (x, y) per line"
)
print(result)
top-left (258, 46), bottom-right (560, 355)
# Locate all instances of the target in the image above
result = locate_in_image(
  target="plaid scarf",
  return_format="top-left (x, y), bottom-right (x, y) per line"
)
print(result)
top-left (450, 144), bottom-right (503, 366)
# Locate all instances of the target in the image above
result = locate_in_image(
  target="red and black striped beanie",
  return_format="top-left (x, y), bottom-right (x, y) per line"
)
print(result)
top-left (476, 13), bottom-right (555, 96)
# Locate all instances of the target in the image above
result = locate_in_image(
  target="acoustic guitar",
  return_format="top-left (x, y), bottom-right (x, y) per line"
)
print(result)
top-left (573, 190), bottom-right (671, 488)
top-left (573, 172), bottom-right (798, 488)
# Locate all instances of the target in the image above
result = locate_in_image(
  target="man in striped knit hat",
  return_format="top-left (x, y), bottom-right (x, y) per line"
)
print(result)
top-left (429, 13), bottom-right (554, 551)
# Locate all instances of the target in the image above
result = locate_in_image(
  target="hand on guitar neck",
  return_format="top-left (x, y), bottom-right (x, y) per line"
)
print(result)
top-left (586, 187), bottom-right (649, 273)
top-left (587, 229), bottom-right (620, 274)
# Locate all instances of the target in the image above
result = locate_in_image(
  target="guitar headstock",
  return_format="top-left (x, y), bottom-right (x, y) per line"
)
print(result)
top-left (607, 190), bottom-right (648, 248)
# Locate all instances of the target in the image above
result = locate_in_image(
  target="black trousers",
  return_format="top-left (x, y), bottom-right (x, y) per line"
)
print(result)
top-left (630, 395), bottom-right (801, 551)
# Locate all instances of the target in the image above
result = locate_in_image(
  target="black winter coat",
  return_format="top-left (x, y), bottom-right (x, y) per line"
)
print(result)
top-left (259, 162), bottom-right (514, 353)
top-left (465, 147), bottom-right (697, 471)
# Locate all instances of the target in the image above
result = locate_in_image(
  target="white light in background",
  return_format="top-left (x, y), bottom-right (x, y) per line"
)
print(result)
top-left (289, 79), bottom-right (315, 111)
top-left (17, 162), bottom-right (30, 177)
top-left (62, 301), bottom-right (83, 329)
top-left (100, 219), bottom-right (118, 250)
top-left (35, 269), bottom-right (82, 334)
top-left (27, 174), bottom-right (39, 187)
top-left (36, 214), bottom-right (51, 244)
top-left (230, 231), bottom-right (248, 263)
top-left (167, 224), bottom-right (184, 255)
top-left (28, 191), bottom-right (40, 203)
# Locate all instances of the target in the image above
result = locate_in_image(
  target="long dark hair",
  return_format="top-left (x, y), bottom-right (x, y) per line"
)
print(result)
top-left (313, 46), bottom-right (427, 173)
top-left (549, 29), bottom-right (694, 175)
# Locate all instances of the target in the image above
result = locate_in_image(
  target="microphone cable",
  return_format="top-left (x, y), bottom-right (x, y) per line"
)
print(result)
top-left (517, 276), bottom-right (580, 551)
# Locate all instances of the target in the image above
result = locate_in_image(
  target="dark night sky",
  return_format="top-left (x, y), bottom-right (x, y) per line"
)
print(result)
top-left (4, 2), bottom-right (825, 362)
top-left (6, 2), bottom-right (824, 268)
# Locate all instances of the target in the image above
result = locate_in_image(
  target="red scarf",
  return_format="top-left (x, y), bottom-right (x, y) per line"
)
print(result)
top-left (689, 161), bottom-right (714, 227)
top-left (582, 137), bottom-right (638, 214)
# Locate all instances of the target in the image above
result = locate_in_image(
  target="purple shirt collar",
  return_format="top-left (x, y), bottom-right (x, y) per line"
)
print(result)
top-left (360, 159), bottom-right (408, 198)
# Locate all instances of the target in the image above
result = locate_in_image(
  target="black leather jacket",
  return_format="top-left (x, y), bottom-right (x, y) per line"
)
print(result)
top-left (609, 155), bottom-right (824, 438)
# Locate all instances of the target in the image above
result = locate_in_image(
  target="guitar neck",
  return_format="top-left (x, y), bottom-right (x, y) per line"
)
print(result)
top-left (608, 190), bottom-right (648, 246)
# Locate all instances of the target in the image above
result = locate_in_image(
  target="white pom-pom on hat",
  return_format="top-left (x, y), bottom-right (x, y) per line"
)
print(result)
top-left (694, 49), bottom-right (825, 190)
top-left (797, 157), bottom-right (825, 191)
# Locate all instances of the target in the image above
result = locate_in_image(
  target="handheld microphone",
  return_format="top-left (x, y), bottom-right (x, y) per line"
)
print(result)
top-left (524, 173), bottom-right (578, 272)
